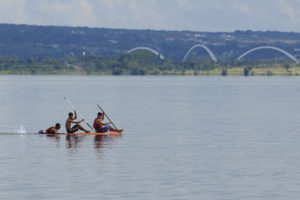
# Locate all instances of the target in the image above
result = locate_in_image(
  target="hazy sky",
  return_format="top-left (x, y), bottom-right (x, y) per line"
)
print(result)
top-left (0, 0), bottom-right (299, 32)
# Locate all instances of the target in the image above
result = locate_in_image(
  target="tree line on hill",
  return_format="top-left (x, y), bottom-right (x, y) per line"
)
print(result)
top-left (0, 51), bottom-right (296, 76)
top-left (0, 23), bottom-right (300, 61)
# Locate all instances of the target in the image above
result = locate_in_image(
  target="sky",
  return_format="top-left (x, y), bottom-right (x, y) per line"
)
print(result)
top-left (0, 0), bottom-right (300, 32)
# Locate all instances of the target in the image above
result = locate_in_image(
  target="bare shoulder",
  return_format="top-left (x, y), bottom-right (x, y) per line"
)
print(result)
top-left (66, 118), bottom-right (73, 124)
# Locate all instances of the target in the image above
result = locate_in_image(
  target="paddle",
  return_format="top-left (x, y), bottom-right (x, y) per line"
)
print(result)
top-left (64, 97), bottom-right (95, 132)
top-left (97, 104), bottom-right (118, 130)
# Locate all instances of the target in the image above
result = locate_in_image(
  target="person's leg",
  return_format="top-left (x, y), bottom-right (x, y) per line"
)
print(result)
top-left (95, 127), bottom-right (104, 133)
top-left (68, 125), bottom-right (79, 133)
top-left (109, 126), bottom-right (123, 133)
top-left (77, 124), bottom-right (90, 133)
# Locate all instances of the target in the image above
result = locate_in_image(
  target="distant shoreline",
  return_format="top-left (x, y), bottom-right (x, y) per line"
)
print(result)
top-left (0, 52), bottom-right (298, 76)
top-left (1, 66), bottom-right (300, 76)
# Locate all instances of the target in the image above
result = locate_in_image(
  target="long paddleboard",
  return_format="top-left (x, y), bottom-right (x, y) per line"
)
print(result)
top-left (38, 129), bottom-right (123, 136)
top-left (65, 132), bottom-right (122, 136)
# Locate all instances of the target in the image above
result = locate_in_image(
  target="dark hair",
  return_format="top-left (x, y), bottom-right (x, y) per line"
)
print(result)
top-left (97, 112), bottom-right (103, 116)
top-left (69, 112), bottom-right (73, 117)
top-left (55, 123), bottom-right (61, 129)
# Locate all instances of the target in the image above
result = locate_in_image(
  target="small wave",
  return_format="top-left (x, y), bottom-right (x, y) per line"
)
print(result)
top-left (15, 125), bottom-right (27, 134)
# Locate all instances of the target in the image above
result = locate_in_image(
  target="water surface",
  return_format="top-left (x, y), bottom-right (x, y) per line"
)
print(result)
top-left (0, 76), bottom-right (300, 200)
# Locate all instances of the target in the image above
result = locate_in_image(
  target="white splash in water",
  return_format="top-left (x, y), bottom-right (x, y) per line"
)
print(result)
top-left (15, 125), bottom-right (27, 134)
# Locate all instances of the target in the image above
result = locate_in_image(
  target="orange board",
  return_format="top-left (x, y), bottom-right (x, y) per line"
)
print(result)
top-left (65, 132), bottom-right (121, 136)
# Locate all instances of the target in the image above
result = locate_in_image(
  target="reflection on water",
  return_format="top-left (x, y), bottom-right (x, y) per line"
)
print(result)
top-left (94, 135), bottom-right (104, 149)
top-left (63, 134), bottom-right (122, 150)
top-left (65, 135), bottom-right (81, 148)
top-left (46, 134), bottom-right (60, 141)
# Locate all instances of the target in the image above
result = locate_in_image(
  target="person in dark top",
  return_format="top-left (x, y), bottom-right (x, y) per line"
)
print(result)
top-left (45, 123), bottom-right (61, 134)
top-left (93, 112), bottom-right (123, 133)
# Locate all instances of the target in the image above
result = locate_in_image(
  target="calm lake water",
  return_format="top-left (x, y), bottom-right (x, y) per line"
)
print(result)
top-left (1, 75), bottom-right (300, 200)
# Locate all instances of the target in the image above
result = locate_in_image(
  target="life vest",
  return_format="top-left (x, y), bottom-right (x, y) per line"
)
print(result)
top-left (93, 118), bottom-right (102, 129)
top-left (45, 126), bottom-right (55, 134)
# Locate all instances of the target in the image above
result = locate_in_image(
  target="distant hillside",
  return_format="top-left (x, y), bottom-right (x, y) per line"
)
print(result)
top-left (0, 23), bottom-right (300, 61)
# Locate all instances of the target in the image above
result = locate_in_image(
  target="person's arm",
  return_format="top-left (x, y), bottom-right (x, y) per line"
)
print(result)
top-left (74, 110), bottom-right (77, 120)
top-left (101, 112), bottom-right (105, 120)
top-left (102, 121), bottom-right (112, 126)
top-left (54, 129), bottom-right (59, 134)
top-left (46, 127), bottom-right (57, 135)
top-left (73, 119), bottom-right (84, 124)
top-left (96, 118), bottom-right (110, 126)
top-left (68, 118), bottom-right (84, 124)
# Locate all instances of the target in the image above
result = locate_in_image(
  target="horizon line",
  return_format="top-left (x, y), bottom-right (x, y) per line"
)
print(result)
top-left (0, 22), bottom-right (299, 34)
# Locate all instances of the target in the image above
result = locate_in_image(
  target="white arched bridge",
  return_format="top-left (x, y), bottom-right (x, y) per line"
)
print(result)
top-left (182, 44), bottom-right (217, 62)
top-left (127, 47), bottom-right (165, 60)
top-left (237, 46), bottom-right (299, 64)
top-left (127, 45), bottom-right (299, 64)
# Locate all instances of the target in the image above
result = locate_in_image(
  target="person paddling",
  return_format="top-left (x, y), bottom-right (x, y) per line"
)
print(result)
top-left (66, 110), bottom-right (90, 133)
top-left (45, 123), bottom-right (61, 134)
top-left (93, 112), bottom-right (123, 133)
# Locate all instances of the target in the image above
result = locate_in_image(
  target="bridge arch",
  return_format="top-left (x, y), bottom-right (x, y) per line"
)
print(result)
top-left (237, 46), bottom-right (299, 64)
top-left (127, 47), bottom-right (164, 59)
top-left (183, 44), bottom-right (217, 62)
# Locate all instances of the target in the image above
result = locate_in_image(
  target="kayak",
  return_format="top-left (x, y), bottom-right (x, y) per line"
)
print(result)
top-left (65, 132), bottom-right (121, 136)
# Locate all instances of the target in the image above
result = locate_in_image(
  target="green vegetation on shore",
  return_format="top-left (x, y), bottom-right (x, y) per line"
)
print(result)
top-left (1, 23), bottom-right (300, 62)
top-left (0, 51), bottom-right (299, 76)
top-left (0, 23), bottom-right (300, 76)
